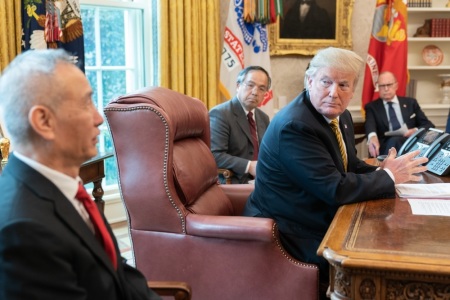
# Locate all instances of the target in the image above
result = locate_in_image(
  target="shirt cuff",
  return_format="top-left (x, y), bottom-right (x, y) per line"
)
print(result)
top-left (245, 160), bottom-right (251, 174)
top-left (367, 132), bottom-right (377, 143)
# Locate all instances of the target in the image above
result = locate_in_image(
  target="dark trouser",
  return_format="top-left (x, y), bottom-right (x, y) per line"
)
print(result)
top-left (279, 232), bottom-right (329, 300)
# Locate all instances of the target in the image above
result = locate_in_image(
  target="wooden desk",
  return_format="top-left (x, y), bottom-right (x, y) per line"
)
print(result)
top-left (318, 172), bottom-right (450, 300)
top-left (0, 152), bottom-right (113, 212)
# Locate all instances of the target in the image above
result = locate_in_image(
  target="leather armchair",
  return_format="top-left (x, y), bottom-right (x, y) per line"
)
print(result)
top-left (104, 87), bottom-right (319, 300)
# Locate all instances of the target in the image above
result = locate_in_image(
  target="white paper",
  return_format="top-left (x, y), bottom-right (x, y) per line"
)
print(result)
top-left (384, 123), bottom-right (408, 136)
top-left (396, 183), bottom-right (450, 199)
top-left (408, 199), bottom-right (450, 216)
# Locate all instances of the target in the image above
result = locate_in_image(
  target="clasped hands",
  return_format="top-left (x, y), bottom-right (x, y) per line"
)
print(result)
top-left (378, 148), bottom-right (428, 184)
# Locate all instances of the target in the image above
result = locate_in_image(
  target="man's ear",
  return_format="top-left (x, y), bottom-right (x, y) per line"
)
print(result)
top-left (28, 105), bottom-right (56, 141)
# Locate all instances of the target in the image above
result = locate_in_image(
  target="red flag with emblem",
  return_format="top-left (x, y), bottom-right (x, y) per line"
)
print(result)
top-left (362, 0), bottom-right (408, 113)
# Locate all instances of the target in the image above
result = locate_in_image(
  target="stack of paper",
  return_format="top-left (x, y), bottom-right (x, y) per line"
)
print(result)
top-left (396, 183), bottom-right (450, 216)
top-left (396, 183), bottom-right (450, 199)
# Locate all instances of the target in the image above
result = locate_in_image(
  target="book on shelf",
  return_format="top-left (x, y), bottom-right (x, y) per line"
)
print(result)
top-left (407, 0), bottom-right (432, 8)
top-left (430, 18), bottom-right (450, 37)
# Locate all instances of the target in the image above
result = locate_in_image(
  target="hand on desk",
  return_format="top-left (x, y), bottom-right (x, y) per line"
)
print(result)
top-left (379, 148), bottom-right (428, 184)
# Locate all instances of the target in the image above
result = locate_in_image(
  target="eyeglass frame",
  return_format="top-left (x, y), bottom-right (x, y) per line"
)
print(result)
top-left (377, 82), bottom-right (397, 90)
top-left (241, 81), bottom-right (269, 94)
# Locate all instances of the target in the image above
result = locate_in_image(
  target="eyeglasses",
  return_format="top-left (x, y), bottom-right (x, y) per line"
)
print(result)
top-left (241, 82), bottom-right (268, 94)
top-left (378, 82), bottom-right (397, 90)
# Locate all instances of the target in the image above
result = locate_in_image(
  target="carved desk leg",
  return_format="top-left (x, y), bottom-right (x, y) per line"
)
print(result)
top-left (92, 178), bottom-right (105, 212)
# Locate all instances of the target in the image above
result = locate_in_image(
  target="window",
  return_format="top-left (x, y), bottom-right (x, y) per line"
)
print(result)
top-left (80, 0), bottom-right (157, 188)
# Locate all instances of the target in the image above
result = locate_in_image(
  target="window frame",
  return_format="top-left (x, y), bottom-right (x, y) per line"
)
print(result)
top-left (80, 0), bottom-right (156, 196)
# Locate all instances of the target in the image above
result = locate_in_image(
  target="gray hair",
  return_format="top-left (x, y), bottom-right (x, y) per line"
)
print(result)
top-left (0, 49), bottom-right (74, 145)
top-left (304, 47), bottom-right (364, 90)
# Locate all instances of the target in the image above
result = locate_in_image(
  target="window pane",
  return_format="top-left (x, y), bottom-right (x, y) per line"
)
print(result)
top-left (102, 70), bottom-right (126, 106)
top-left (85, 70), bottom-right (98, 107)
top-left (99, 9), bottom-right (125, 66)
top-left (82, 7), bottom-right (96, 66)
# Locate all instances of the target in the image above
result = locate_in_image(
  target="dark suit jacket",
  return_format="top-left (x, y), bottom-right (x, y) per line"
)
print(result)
top-left (0, 154), bottom-right (160, 300)
top-left (243, 91), bottom-right (394, 264)
top-left (365, 97), bottom-right (434, 152)
top-left (210, 97), bottom-right (270, 183)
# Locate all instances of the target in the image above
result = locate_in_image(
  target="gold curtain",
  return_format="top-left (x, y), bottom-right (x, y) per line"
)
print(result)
top-left (159, 0), bottom-right (221, 109)
top-left (0, 0), bottom-right (21, 72)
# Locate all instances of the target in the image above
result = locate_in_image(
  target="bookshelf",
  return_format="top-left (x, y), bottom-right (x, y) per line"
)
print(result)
top-left (407, 1), bottom-right (450, 108)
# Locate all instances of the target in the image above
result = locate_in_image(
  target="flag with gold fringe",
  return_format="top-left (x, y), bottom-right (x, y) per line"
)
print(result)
top-left (22, 0), bottom-right (85, 72)
top-left (220, 0), bottom-right (280, 118)
top-left (361, 0), bottom-right (408, 113)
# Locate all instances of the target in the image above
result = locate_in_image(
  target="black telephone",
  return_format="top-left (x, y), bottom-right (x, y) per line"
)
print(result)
top-left (397, 128), bottom-right (445, 158)
top-left (422, 133), bottom-right (450, 176)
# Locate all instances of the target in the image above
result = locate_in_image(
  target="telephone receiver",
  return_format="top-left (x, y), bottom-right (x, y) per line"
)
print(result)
top-left (397, 127), bottom-right (450, 176)
top-left (397, 127), bottom-right (425, 156)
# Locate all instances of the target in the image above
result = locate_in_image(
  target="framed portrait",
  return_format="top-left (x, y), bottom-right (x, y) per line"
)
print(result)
top-left (269, 0), bottom-right (354, 56)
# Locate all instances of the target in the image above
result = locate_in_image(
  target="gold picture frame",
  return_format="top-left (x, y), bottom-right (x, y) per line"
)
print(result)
top-left (269, 0), bottom-right (354, 56)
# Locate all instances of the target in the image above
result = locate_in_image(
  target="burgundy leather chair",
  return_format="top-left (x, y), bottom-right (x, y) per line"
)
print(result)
top-left (104, 87), bottom-right (319, 300)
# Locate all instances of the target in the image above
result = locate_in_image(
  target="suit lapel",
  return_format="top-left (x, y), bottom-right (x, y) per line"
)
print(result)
top-left (5, 155), bottom-right (121, 282)
top-left (304, 95), bottom-right (346, 172)
top-left (376, 100), bottom-right (390, 130)
top-left (231, 97), bottom-right (253, 142)
top-left (398, 97), bottom-right (410, 123)
top-left (254, 109), bottom-right (267, 144)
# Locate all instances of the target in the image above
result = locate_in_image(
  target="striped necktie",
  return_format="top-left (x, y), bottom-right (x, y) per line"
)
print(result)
top-left (330, 119), bottom-right (347, 172)
top-left (247, 111), bottom-right (259, 160)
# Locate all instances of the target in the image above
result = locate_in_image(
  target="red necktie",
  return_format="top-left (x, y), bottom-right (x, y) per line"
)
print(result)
top-left (247, 111), bottom-right (259, 160)
top-left (76, 183), bottom-right (118, 270)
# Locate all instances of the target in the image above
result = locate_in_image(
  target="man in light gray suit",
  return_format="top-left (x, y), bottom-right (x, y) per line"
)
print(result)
top-left (210, 66), bottom-right (271, 183)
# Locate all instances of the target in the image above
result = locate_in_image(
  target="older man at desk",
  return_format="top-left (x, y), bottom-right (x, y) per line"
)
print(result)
top-left (243, 47), bottom-right (428, 300)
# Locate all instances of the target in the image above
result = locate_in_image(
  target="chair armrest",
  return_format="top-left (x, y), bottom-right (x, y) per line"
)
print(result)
top-left (217, 168), bottom-right (234, 184)
top-left (220, 183), bottom-right (254, 215)
top-left (186, 213), bottom-right (275, 242)
top-left (148, 281), bottom-right (191, 300)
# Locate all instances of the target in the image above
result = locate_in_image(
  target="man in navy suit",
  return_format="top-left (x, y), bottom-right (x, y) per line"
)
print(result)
top-left (243, 47), bottom-right (428, 299)
top-left (0, 49), bottom-right (160, 300)
top-left (210, 66), bottom-right (270, 183)
top-left (365, 71), bottom-right (434, 157)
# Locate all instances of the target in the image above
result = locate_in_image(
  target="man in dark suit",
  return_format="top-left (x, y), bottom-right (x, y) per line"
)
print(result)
top-left (210, 66), bottom-right (270, 183)
top-left (0, 49), bottom-right (160, 300)
top-left (365, 71), bottom-right (434, 157)
top-left (243, 47), bottom-right (428, 300)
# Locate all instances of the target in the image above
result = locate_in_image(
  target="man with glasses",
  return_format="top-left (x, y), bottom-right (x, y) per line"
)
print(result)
top-left (210, 66), bottom-right (271, 184)
top-left (365, 71), bottom-right (434, 158)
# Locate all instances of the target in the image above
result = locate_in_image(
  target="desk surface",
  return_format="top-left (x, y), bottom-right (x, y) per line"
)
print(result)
top-left (318, 171), bottom-right (450, 299)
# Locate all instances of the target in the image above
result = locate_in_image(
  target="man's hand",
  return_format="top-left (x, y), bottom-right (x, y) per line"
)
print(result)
top-left (368, 136), bottom-right (380, 158)
top-left (248, 161), bottom-right (257, 177)
top-left (380, 148), bottom-right (428, 184)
